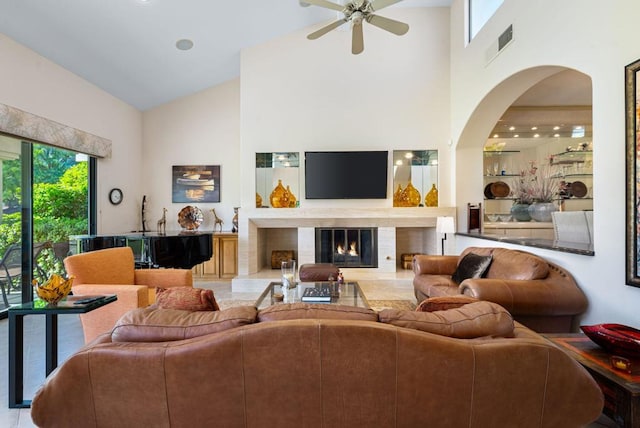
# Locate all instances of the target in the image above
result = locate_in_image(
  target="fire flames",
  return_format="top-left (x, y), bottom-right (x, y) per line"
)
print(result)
top-left (336, 242), bottom-right (358, 256)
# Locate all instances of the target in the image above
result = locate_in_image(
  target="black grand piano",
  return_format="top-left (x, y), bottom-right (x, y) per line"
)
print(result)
top-left (69, 231), bottom-right (213, 269)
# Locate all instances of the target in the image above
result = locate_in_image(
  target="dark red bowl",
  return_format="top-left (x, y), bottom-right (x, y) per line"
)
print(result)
top-left (580, 323), bottom-right (640, 358)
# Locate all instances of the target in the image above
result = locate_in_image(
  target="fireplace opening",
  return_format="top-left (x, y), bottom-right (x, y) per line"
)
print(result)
top-left (315, 228), bottom-right (378, 268)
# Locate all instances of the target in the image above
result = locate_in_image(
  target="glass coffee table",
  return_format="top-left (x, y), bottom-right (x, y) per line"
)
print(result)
top-left (255, 281), bottom-right (370, 310)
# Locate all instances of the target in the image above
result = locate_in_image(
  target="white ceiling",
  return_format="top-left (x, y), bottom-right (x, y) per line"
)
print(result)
top-left (0, 0), bottom-right (451, 111)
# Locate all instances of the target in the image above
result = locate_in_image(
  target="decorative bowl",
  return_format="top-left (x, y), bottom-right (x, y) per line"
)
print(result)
top-left (581, 323), bottom-right (640, 357)
top-left (499, 214), bottom-right (512, 222)
top-left (178, 205), bottom-right (204, 230)
top-left (33, 274), bottom-right (74, 305)
top-left (487, 214), bottom-right (500, 222)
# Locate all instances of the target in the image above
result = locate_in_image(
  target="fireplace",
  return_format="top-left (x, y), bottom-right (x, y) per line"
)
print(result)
top-left (315, 228), bottom-right (378, 268)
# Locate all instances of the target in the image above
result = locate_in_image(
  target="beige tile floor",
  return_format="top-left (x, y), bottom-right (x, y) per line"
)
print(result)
top-left (0, 279), bottom-right (616, 428)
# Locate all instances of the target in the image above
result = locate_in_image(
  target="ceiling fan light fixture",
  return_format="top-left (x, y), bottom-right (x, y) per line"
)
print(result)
top-left (302, 0), bottom-right (409, 55)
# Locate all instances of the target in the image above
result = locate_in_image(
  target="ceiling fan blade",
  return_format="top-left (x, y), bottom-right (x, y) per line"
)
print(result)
top-left (307, 19), bottom-right (349, 40)
top-left (302, 0), bottom-right (346, 12)
top-left (352, 22), bottom-right (364, 55)
top-left (366, 14), bottom-right (409, 35)
top-left (369, 0), bottom-right (405, 12)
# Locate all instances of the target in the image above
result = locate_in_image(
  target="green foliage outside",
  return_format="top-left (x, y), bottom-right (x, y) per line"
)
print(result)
top-left (1, 147), bottom-right (88, 281)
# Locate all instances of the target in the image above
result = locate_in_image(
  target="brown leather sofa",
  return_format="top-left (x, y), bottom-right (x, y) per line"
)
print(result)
top-left (31, 302), bottom-right (603, 428)
top-left (413, 246), bottom-right (588, 333)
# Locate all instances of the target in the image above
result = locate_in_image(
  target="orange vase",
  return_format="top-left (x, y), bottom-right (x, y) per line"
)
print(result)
top-left (400, 182), bottom-right (421, 207)
top-left (393, 184), bottom-right (403, 207)
top-left (425, 184), bottom-right (438, 207)
top-left (286, 185), bottom-right (297, 208)
top-left (270, 179), bottom-right (289, 208)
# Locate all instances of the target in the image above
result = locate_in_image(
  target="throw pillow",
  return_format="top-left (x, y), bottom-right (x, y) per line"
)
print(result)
top-left (153, 287), bottom-right (220, 311)
top-left (378, 301), bottom-right (514, 338)
top-left (451, 253), bottom-right (492, 284)
top-left (112, 306), bottom-right (257, 342)
top-left (416, 295), bottom-right (479, 312)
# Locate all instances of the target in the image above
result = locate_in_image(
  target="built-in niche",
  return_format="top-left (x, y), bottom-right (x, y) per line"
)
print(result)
top-left (255, 152), bottom-right (300, 208)
top-left (392, 150), bottom-right (438, 207)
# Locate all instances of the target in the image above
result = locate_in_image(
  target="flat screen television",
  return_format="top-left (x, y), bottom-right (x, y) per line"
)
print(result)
top-left (305, 151), bottom-right (388, 199)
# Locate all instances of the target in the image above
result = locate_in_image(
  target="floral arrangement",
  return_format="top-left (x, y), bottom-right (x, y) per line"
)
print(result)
top-left (513, 160), bottom-right (559, 204)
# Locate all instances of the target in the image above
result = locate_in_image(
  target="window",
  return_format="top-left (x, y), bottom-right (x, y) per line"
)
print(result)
top-left (469, 0), bottom-right (504, 40)
top-left (0, 136), bottom-right (94, 315)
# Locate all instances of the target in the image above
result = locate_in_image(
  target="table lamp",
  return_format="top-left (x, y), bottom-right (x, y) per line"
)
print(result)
top-left (436, 216), bottom-right (455, 255)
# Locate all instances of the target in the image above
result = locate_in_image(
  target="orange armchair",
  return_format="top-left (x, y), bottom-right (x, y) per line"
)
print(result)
top-left (64, 247), bottom-right (193, 343)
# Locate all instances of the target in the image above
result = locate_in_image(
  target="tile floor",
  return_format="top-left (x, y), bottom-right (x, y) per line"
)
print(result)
top-left (0, 279), bottom-right (617, 427)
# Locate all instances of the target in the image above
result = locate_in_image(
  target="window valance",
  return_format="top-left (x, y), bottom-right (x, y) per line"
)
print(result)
top-left (0, 103), bottom-right (111, 158)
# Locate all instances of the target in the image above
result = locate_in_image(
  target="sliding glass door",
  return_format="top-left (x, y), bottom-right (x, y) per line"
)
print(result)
top-left (0, 135), bottom-right (93, 314)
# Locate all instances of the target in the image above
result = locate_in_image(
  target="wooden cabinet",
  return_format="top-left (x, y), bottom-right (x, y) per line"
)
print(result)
top-left (193, 232), bottom-right (238, 279)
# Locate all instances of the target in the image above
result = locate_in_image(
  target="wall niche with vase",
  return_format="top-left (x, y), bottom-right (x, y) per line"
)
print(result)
top-left (392, 150), bottom-right (438, 207)
top-left (255, 152), bottom-right (300, 208)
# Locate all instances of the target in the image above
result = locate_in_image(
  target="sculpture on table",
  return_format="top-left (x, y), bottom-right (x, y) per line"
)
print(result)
top-left (141, 195), bottom-right (148, 232)
top-left (232, 207), bottom-right (239, 233)
top-left (157, 208), bottom-right (167, 234)
top-left (211, 208), bottom-right (224, 232)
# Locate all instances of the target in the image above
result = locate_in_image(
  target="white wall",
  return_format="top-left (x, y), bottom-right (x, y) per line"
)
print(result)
top-left (0, 34), bottom-right (142, 233)
top-left (240, 8), bottom-right (452, 209)
top-left (450, 0), bottom-right (640, 326)
top-left (142, 79), bottom-right (241, 231)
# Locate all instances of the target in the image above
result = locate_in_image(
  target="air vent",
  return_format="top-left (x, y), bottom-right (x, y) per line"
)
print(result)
top-left (485, 24), bottom-right (514, 65)
top-left (498, 25), bottom-right (513, 50)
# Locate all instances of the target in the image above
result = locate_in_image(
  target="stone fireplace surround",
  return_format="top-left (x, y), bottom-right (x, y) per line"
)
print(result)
top-left (234, 207), bottom-right (456, 291)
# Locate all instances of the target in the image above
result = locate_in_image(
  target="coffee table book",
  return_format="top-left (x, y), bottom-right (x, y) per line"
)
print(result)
top-left (301, 284), bottom-right (331, 302)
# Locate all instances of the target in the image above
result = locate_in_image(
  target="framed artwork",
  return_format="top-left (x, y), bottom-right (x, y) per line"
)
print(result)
top-left (172, 165), bottom-right (220, 203)
top-left (625, 59), bottom-right (640, 287)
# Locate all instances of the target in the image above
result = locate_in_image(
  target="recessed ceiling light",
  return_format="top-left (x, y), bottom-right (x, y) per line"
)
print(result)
top-left (176, 39), bottom-right (194, 51)
top-left (533, 134), bottom-right (540, 138)
top-left (404, 152), bottom-right (414, 159)
top-left (554, 133), bottom-right (560, 137)
top-left (395, 160), bottom-right (403, 166)
top-left (553, 126), bottom-right (560, 130)
top-left (531, 126), bottom-right (538, 130)
top-left (513, 134), bottom-right (519, 138)
top-left (509, 126), bottom-right (516, 131)
top-left (493, 134), bottom-right (499, 138)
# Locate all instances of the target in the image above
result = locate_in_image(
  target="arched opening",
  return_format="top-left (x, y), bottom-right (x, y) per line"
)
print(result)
top-left (455, 66), bottom-right (593, 252)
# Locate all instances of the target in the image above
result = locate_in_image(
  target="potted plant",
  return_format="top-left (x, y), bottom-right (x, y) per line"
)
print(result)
top-left (527, 160), bottom-right (560, 222)
top-left (510, 162), bottom-right (537, 222)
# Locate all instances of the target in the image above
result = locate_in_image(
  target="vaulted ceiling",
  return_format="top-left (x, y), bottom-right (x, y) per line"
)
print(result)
top-left (0, 0), bottom-right (450, 111)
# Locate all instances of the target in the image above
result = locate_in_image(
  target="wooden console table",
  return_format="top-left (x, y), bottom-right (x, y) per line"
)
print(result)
top-left (545, 333), bottom-right (640, 427)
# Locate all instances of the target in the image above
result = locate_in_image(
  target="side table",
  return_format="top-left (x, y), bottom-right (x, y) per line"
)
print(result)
top-left (545, 333), bottom-right (640, 428)
top-left (8, 294), bottom-right (117, 408)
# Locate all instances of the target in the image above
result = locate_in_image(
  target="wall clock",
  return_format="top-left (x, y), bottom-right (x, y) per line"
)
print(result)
top-left (109, 188), bottom-right (123, 205)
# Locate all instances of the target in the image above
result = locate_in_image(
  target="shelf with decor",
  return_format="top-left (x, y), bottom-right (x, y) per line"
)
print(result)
top-left (550, 150), bottom-right (592, 165)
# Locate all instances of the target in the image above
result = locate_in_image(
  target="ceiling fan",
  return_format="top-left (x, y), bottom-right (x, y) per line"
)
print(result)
top-left (300, 0), bottom-right (409, 55)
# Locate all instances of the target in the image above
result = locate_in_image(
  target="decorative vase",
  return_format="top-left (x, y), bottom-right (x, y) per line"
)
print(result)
top-left (527, 201), bottom-right (557, 222)
top-left (425, 184), bottom-right (438, 207)
top-left (256, 192), bottom-right (263, 208)
top-left (400, 182), bottom-right (421, 207)
top-left (510, 203), bottom-right (531, 222)
top-left (393, 184), bottom-right (403, 207)
top-left (286, 185), bottom-right (297, 208)
top-left (269, 179), bottom-right (289, 208)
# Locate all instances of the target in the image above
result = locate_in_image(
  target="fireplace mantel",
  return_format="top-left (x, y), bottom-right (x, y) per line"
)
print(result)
top-left (237, 207), bottom-right (456, 277)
